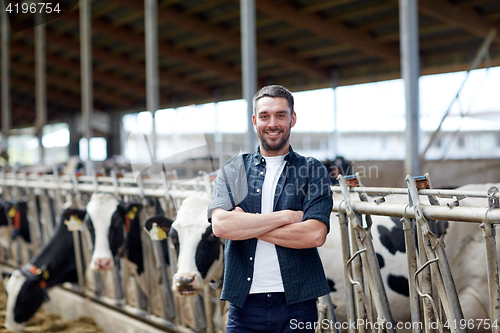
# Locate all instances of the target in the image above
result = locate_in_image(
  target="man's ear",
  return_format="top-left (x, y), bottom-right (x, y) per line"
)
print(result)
top-left (290, 111), bottom-right (297, 128)
top-left (252, 113), bottom-right (257, 127)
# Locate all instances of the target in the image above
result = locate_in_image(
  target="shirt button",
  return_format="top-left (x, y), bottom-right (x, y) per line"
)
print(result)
top-left (255, 162), bottom-right (258, 166)
top-left (256, 189), bottom-right (260, 193)
top-left (260, 171), bottom-right (264, 175)
top-left (249, 257), bottom-right (253, 260)
top-left (267, 293), bottom-right (272, 298)
top-left (247, 277), bottom-right (251, 281)
top-left (261, 158), bottom-right (264, 162)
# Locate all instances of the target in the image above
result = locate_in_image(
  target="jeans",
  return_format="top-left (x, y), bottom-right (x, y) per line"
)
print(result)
top-left (226, 292), bottom-right (318, 333)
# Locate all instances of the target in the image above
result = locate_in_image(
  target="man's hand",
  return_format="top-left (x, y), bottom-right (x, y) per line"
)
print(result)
top-left (285, 210), bottom-right (303, 224)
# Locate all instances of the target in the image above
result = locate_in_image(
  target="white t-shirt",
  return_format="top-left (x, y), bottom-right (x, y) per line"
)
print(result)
top-left (249, 154), bottom-right (287, 294)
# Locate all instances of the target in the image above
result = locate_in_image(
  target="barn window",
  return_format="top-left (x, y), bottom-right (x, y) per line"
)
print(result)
top-left (80, 137), bottom-right (107, 161)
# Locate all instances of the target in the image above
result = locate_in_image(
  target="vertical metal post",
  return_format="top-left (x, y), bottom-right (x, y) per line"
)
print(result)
top-left (339, 212), bottom-right (357, 333)
top-left (213, 88), bottom-right (223, 160)
top-left (35, 13), bottom-right (46, 164)
top-left (1, 8), bottom-right (11, 158)
top-left (399, 0), bottom-right (420, 177)
top-left (68, 115), bottom-right (80, 156)
top-left (107, 111), bottom-right (122, 157)
top-left (402, 216), bottom-right (422, 333)
top-left (417, 223), bottom-right (435, 333)
top-left (145, 0), bottom-right (159, 172)
top-left (80, 0), bottom-right (94, 174)
top-left (482, 186), bottom-right (500, 333)
top-left (330, 68), bottom-right (339, 159)
top-left (240, 0), bottom-right (257, 153)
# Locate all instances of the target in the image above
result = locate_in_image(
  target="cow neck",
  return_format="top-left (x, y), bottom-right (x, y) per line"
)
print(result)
top-left (203, 242), bottom-right (224, 285)
top-left (115, 218), bottom-right (129, 259)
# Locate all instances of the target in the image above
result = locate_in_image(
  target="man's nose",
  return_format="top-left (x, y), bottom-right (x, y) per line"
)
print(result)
top-left (268, 117), bottom-right (278, 127)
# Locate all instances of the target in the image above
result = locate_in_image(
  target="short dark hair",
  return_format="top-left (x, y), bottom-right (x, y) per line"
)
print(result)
top-left (253, 85), bottom-right (294, 114)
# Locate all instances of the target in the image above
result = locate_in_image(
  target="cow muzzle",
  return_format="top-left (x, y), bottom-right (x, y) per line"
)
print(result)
top-left (91, 257), bottom-right (114, 271)
top-left (173, 274), bottom-right (202, 296)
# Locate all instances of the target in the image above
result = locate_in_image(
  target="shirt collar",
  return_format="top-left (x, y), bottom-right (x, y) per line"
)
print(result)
top-left (253, 145), bottom-right (294, 166)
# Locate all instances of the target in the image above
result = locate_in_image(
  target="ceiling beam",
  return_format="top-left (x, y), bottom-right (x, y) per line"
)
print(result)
top-left (17, 27), bottom-right (211, 99)
top-left (302, 0), bottom-right (354, 14)
top-left (418, 0), bottom-right (500, 44)
top-left (11, 41), bottom-right (144, 101)
top-left (250, 0), bottom-right (400, 62)
top-left (11, 76), bottom-right (81, 110)
top-left (111, 0), bottom-right (329, 80)
top-left (387, 0), bottom-right (500, 44)
top-left (11, 57), bottom-right (135, 109)
top-left (56, 11), bottom-right (242, 83)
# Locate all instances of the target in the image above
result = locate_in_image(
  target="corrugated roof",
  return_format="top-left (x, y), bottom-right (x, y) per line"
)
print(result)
top-left (2, 0), bottom-right (500, 128)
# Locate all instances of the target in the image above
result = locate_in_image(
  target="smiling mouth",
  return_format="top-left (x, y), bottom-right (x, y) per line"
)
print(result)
top-left (267, 132), bottom-right (281, 137)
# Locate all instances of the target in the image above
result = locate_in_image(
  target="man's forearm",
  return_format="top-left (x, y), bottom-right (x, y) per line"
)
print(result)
top-left (257, 219), bottom-right (327, 249)
top-left (211, 208), bottom-right (303, 241)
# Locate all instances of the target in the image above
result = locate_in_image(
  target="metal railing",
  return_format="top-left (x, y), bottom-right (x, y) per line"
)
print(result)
top-left (332, 173), bottom-right (500, 333)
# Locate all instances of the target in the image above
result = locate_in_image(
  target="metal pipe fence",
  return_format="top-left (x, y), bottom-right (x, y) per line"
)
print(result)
top-left (1, 170), bottom-right (499, 333)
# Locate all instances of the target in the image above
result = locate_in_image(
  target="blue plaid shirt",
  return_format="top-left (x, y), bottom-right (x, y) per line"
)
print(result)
top-left (208, 146), bottom-right (333, 308)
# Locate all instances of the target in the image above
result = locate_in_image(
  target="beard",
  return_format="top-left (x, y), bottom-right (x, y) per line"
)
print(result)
top-left (257, 125), bottom-right (291, 153)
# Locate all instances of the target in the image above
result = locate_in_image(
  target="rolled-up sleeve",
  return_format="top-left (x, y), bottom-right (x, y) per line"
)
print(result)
top-left (207, 155), bottom-right (248, 222)
top-left (302, 159), bottom-right (333, 232)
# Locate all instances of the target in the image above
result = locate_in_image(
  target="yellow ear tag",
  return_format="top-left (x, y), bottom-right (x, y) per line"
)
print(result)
top-left (65, 215), bottom-right (82, 231)
top-left (43, 270), bottom-right (50, 280)
top-left (8, 206), bottom-right (16, 218)
top-left (126, 210), bottom-right (136, 221)
top-left (150, 223), bottom-right (167, 240)
top-left (157, 227), bottom-right (167, 240)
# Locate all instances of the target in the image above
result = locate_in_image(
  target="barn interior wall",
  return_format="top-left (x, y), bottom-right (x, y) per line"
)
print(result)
top-left (351, 159), bottom-right (500, 188)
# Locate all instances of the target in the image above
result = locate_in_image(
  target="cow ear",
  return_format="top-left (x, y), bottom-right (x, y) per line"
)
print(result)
top-left (128, 203), bottom-right (143, 214)
top-left (61, 209), bottom-right (86, 222)
top-left (143, 216), bottom-right (173, 233)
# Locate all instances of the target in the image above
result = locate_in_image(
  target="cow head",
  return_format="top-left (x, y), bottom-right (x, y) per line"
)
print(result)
top-left (4, 208), bottom-right (86, 332)
top-left (85, 193), bottom-right (142, 271)
top-left (145, 193), bottom-right (223, 296)
top-left (5, 268), bottom-right (48, 332)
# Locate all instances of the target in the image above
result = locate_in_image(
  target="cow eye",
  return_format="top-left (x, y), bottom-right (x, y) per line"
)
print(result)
top-left (168, 228), bottom-right (178, 240)
top-left (84, 216), bottom-right (93, 231)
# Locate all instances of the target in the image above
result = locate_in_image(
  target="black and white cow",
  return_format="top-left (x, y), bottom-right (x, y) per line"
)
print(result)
top-left (84, 193), bottom-right (143, 271)
top-left (4, 200), bottom-right (31, 243)
top-left (0, 202), bottom-right (12, 252)
top-left (144, 192), bottom-right (223, 296)
top-left (438, 183), bottom-right (500, 326)
top-left (4, 208), bottom-right (86, 332)
top-left (4, 193), bottom-right (145, 332)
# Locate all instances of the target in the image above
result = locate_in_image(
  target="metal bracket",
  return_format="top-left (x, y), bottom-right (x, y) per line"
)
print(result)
top-left (488, 186), bottom-right (499, 210)
top-left (344, 174), bottom-right (358, 188)
top-left (406, 175), bottom-right (439, 249)
top-left (337, 175), bottom-right (363, 231)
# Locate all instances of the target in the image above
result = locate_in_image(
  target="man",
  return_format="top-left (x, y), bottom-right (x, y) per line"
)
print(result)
top-left (208, 85), bottom-right (333, 332)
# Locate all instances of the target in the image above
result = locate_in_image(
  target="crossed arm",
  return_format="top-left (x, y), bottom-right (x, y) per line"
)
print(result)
top-left (211, 207), bottom-right (327, 249)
